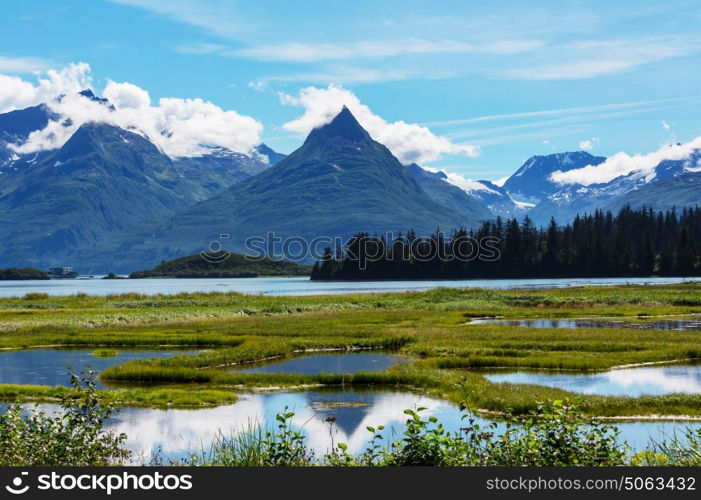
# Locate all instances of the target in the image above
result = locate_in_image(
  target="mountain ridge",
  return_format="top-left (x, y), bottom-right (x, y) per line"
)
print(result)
top-left (76, 107), bottom-right (476, 271)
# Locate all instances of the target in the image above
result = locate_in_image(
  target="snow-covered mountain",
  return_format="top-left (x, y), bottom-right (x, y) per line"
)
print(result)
top-left (468, 179), bottom-right (532, 219)
top-left (503, 151), bottom-right (606, 204)
top-left (527, 149), bottom-right (701, 225)
top-left (407, 164), bottom-right (527, 220)
top-left (0, 91), bottom-right (283, 268)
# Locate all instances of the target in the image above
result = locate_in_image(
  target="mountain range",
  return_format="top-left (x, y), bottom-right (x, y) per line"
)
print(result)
top-left (503, 151), bottom-right (607, 204)
top-left (81, 106), bottom-right (479, 271)
top-left (0, 91), bottom-right (699, 272)
top-left (525, 149), bottom-right (701, 225)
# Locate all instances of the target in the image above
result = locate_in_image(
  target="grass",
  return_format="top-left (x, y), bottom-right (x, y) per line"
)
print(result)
top-left (0, 282), bottom-right (700, 417)
top-left (0, 383), bottom-right (238, 407)
top-left (93, 348), bottom-right (119, 358)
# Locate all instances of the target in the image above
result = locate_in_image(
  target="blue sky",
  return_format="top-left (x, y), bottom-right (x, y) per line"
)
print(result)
top-left (1, 0), bottom-right (700, 181)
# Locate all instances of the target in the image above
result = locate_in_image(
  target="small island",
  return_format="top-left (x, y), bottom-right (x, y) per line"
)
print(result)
top-left (0, 267), bottom-right (51, 280)
top-left (129, 252), bottom-right (311, 278)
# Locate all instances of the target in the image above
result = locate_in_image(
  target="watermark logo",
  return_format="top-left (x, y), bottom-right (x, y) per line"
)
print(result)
top-left (5, 472), bottom-right (29, 495)
top-left (199, 234), bottom-right (232, 263)
top-left (197, 231), bottom-right (502, 267)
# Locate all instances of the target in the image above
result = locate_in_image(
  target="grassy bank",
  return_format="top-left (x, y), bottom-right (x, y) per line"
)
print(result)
top-left (1, 283), bottom-right (700, 417)
top-left (0, 383), bottom-right (238, 407)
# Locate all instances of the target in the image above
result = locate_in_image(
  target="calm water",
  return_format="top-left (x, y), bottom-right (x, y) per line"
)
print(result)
top-left (0, 348), bottom-right (198, 389)
top-left (19, 389), bottom-right (699, 462)
top-left (233, 352), bottom-right (411, 375)
top-left (4, 389), bottom-right (700, 462)
top-left (0, 276), bottom-right (699, 297)
top-left (468, 318), bottom-right (701, 331)
top-left (486, 365), bottom-right (701, 396)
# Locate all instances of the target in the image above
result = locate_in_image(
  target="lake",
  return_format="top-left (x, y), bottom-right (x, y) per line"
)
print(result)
top-left (0, 348), bottom-right (198, 389)
top-left (467, 318), bottom-right (701, 331)
top-left (0, 276), bottom-right (699, 297)
top-left (485, 364), bottom-right (701, 396)
top-left (233, 352), bottom-right (411, 375)
top-left (25, 389), bottom-right (701, 463)
top-left (0, 358), bottom-right (701, 464)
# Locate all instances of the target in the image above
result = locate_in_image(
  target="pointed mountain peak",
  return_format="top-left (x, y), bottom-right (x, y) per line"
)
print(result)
top-left (304, 105), bottom-right (371, 145)
top-left (78, 89), bottom-right (116, 111)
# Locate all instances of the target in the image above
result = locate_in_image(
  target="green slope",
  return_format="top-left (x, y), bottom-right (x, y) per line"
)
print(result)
top-left (406, 163), bottom-right (492, 219)
top-left (0, 123), bottom-right (194, 268)
top-left (83, 107), bottom-right (476, 271)
top-left (605, 175), bottom-right (701, 212)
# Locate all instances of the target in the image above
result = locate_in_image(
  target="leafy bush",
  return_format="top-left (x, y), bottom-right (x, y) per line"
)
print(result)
top-left (199, 400), bottom-right (628, 467)
top-left (0, 372), bottom-right (130, 466)
top-left (473, 400), bottom-right (627, 466)
top-left (327, 400), bottom-right (626, 466)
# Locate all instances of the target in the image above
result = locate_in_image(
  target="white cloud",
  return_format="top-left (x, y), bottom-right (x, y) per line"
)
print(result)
top-left (662, 120), bottom-right (671, 130)
top-left (501, 37), bottom-right (701, 80)
top-left (257, 66), bottom-right (421, 85)
top-left (226, 39), bottom-right (542, 63)
top-left (422, 97), bottom-right (690, 127)
top-left (104, 81), bottom-right (151, 109)
top-left (423, 167), bottom-right (497, 194)
top-left (551, 136), bottom-right (701, 186)
top-left (0, 55), bottom-right (53, 73)
top-left (108, 0), bottom-right (248, 39)
top-left (579, 137), bottom-right (599, 150)
top-left (247, 80), bottom-right (268, 92)
top-left (280, 84), bottom-right (478, 164)
top-left (0, 63), bottom-right (92, 113)
top-left (2, 64), bottom-right (263, 158)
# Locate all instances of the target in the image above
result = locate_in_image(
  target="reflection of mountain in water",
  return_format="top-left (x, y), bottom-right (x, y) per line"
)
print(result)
top-left (12, 391), bottom-right (701, 461)
top-left (104, 390), bottom-right (460, 460)
top-left (305, 391), bottom-right (376, 437)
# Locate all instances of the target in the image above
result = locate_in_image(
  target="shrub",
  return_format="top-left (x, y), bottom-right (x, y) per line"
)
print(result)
top-left (0, 372), bottom-right (130, 466)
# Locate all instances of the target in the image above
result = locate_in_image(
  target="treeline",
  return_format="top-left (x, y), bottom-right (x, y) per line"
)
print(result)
top-left (130, 252), bottom-right (311, 278)
top-left (311, 206), bottom-right (701, 280)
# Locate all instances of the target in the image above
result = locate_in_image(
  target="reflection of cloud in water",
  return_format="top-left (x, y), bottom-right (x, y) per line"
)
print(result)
top-left (12, 392), bottom-right (701, 461)
top-left (487, 366), bottom-right (701, 397)
top-left (107, 391), bottom-right (461, 460)
top-left (110, 396), bottom-right (265, 459)
top-left (289, 392), bottom-right (459, 455)
top-left (604, 367), bottom-right (701, 395)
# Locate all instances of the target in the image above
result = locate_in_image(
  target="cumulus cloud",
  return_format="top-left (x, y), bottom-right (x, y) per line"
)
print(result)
top-left (578, 137), bottom-right (599, 150)
top-left (280, 84), bottom-right (478, 164)
top-left (551, 136), bottom-right (701, 186)
top-left (0, 63), bottom-right (92, 113)
top-left (2, 63), bottom-right (263, 158)
top-left (424, 168), bottom-right (497, 194)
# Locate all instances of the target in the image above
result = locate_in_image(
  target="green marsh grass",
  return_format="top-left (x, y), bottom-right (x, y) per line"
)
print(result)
top-left (1, 283), bottom-right (701, 416)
